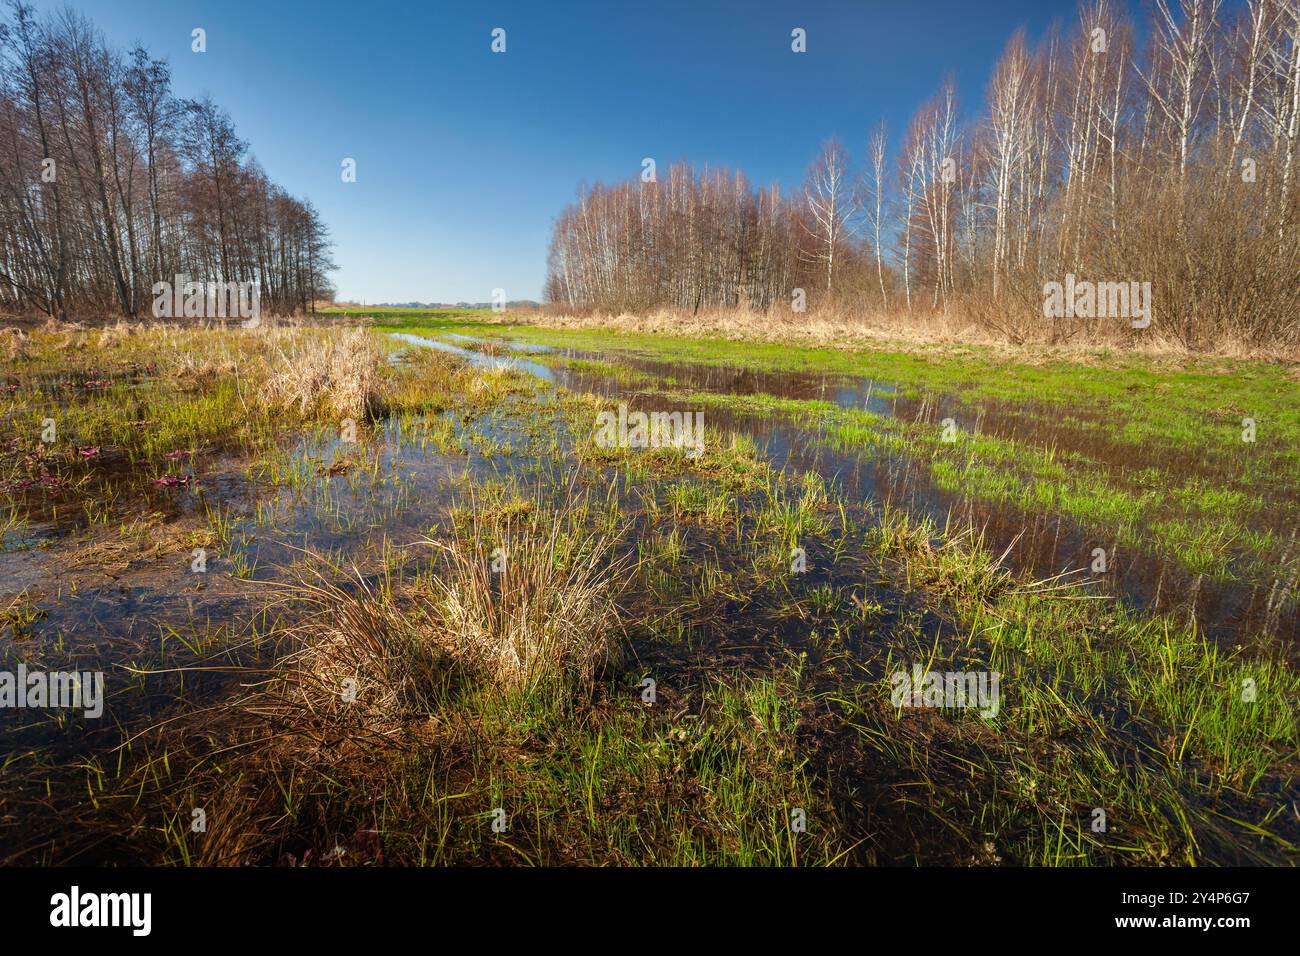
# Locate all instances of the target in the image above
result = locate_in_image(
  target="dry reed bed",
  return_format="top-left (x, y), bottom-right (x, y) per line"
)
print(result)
top-left (491, 307), bottom-right (1300, 365)
top-left (31, 318), bottom-right (391, 421)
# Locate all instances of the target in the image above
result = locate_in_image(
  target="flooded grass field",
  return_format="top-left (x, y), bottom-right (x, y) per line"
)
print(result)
top-left (1, 313), bottom-right (1296, 866)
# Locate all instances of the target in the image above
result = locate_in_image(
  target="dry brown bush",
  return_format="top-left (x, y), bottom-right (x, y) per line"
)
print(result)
top-left (263, 326), bottom-right (383, 420)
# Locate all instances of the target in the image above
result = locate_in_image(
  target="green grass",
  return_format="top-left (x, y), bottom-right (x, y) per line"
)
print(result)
top-left (349, 309), bottom-right (1299, 466)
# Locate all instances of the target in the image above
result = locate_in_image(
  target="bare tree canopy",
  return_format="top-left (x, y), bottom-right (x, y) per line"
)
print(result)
top-left (0, 1), bottom-right (335, 320)
top-left (546, 0), bottom-right (1300, 349)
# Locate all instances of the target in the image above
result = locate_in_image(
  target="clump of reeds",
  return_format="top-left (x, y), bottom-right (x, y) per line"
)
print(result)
top-left (4, 327), bottom-right (27, 360)
top-left (278, 488), bottom-right (629, 720)
top-left (429, 498), bottom-right (629, 696)
top-left (277, 567), bottom-right (455, 723)
top-left (97, 319), bottom-right (138, 349)
top-left (264, 326), bottom-right (382, 420)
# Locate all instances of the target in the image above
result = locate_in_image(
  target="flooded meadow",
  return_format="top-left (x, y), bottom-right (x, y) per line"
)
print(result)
top-left (1, 313), bottom-right (1296, 866)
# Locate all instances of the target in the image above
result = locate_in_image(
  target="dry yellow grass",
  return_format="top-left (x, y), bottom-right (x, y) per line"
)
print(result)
top-left (274, 492), bottom-right (628, 726)
top-left (493, 305), bottom-right (1299, 364)
top-left (428, 502), bottom-right (628, 696)
top-left (262, 326), bottom-right (383, 420)
top-left (276, 567), bottom-right (453, 724)
top-left (4, 327), bottom-right (27, 360)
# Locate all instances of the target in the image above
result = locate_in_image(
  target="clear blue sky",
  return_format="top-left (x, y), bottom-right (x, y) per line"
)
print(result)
top-left (40, 0), bottom-right (1119, 303)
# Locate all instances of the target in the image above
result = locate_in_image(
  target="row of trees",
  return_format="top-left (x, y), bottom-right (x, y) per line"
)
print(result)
top-left (0, 2), bottom-right (335, 321)
top-left (544, 165), bottom-right (803, 312)
top-left (546, 0), bottom-right (1299, 347)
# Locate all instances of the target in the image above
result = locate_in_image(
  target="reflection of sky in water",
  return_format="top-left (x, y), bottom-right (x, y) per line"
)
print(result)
top-left (388, 332), bottom-right (555, 381)
top-left (443, 331), bottom-right (554, 354)
top-left (420, 330), bottom-right (1293, 649)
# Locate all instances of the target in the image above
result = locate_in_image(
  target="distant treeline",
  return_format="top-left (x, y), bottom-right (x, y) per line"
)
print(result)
top-left (354, 301), bottom-right (542, 310)
top-left (546, 0), bottom-right (1299, 348)
top-left (0, 2), bottom-right (335, 321)
top-left (546, 166), bottom-right (801, 313)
